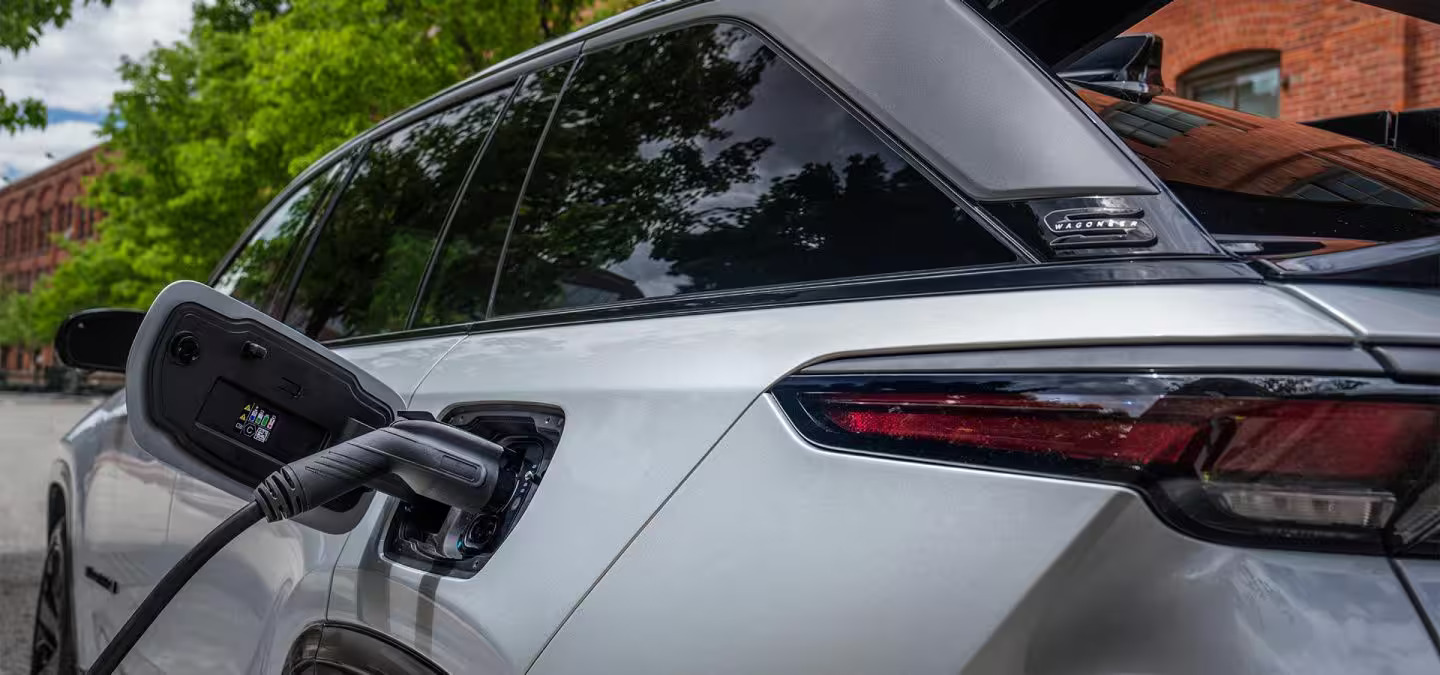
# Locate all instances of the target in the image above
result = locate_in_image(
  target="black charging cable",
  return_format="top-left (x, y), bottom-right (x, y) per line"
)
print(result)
top-left (87, 502), bottom-right (264, 674)
top-left (87, 419), bottom-right (513, 674)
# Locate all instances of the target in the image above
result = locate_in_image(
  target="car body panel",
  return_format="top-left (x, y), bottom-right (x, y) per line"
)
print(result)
top-left (140, 477), bottom-right (344, 674)
top-left (62, 337), bottom-right (461, 671)
top-left (56, 0), bottom-right (1440, 668)
top-left (329, 283), bottom-right (1357, 672)
top-left (533, 396), bottom-right (1440, 674)
top-left (1285, 284), bottom-right (1440, 345)
top-left (330, 336), bottom-right (466, 401)
top-left (69, 393), bottom-right (178, 672)
top-left (1393, 559), bottom-right (1440, 646)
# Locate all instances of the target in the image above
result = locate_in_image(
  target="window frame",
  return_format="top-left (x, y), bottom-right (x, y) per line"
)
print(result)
top-left (277, 80), bottom-right (526, 340)
top-left (478, 18), bottom-right (1034, 324)
top-left (406, 76), bottom-right (530, 329)
top-left (208, 150), bottom-right (360, 321)
top-left (208, 47), bottom-right (581, 337)
top-left (215, 13), bottom-right (1254, 351)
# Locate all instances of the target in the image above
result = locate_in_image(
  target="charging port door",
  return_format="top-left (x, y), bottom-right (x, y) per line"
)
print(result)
top-left (126, 281), bottom-right (404, 533)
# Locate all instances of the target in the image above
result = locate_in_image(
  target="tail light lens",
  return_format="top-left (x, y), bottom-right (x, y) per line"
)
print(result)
top-left (773, 374), bottom-right (1440, 555)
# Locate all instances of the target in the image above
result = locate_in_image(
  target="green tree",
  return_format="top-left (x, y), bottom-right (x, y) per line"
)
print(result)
top-left (0, 0), bottom-right (113, 132)
top-left (28, 0), bottom-right (629, 341)
top-left (0, 287), bottom-right (48, 382)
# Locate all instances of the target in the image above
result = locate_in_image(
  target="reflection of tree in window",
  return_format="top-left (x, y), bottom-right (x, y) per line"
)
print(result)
top-left (414, 66), bottom-right (571, 328)
top-left (283, 90), bottom-right (507, 340)
top-left (214, 160), bottom-right (350, 316)
top-left (492, 23), bottom-right (1014, 316)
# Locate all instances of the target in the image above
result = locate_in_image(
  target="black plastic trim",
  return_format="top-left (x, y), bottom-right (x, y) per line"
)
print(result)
top-left (283, 622), bottom-right (445, 675)
top-left (582, 15), bottom-right (1042, 263)
top-left (406, 79), bottom-right (526, 330)
top-left (275, 152), bottom-right (365, 326)
top-left (1372, 346), bottom-right (1440, 382)
top-left (484, 58), bottom-right (581, 320)
top-left (209, 1), bottom-right (705, 290)
top-left (320, 259), bottom-right (1262, 349)
top-left (1256, 234), bottom-right (1440, 287)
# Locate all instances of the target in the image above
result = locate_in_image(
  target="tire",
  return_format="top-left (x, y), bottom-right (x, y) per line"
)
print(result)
top-left (30, 519), bottom-right (76, 675)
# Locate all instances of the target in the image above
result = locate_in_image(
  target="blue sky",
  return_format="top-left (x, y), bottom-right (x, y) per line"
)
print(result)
top-left (1, 0), bottom-right (190, 183)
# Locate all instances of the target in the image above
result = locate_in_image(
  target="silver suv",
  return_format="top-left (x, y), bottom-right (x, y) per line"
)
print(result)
top-left (32, 0), bottom-right (1440, 672)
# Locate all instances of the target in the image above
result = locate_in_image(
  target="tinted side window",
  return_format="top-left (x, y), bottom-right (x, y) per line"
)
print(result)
top-left (491, 24), bottom-right (1016, 316)
top-left (283, 90), bottom-right (508, 340)
top-left (214, 160), bottom-right (349, 316)
top-left (415, 63), bottom-right (572, 328)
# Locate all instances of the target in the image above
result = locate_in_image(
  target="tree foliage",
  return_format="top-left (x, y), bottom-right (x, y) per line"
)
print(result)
top-left (0, 0), bottom-right (113, 132)
top-left (27, 0), bottom-right (631, 340)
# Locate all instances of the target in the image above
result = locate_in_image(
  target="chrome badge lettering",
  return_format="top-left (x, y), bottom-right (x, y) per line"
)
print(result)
top-left (1043, 208), bottom-right (1147, 234)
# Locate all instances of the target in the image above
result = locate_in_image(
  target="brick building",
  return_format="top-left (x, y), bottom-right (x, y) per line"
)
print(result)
top-left (1132, 0), bottom-right (1440, 122)
top-left (0, 145), bottom-right (105, 375)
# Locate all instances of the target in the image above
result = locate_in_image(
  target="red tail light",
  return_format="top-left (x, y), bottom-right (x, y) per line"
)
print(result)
top-left (773, 375), bottom-right (1440, 554)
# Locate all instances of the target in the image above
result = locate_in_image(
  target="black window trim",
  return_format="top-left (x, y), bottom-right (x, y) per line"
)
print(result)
top-left (405, 77), bottom-right (528, 329)
top-left (481, 57), bottom-right (580, 322)
top-left (280, 83), bottom-right (530, 335)
top-left (207, 150), bottom-right (358, 317)
top-left (273, 149), bottom-right (364, 324)
top-left (322, 258), bottom-right (1263, 349)
top-left (207, 42), bottom-right (585, 291)
top-left (206, 149), bottom-right (352, 290)
top-left (581, 15), bottom-right (1042, 265)
top-left (466, 16), bottom-right (1041, 328)
top-left (223, 12), bottom-right (1251, 353)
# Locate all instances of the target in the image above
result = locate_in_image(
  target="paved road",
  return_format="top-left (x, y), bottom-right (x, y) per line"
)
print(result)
top-left (0, 393), bottom-right (104, 674)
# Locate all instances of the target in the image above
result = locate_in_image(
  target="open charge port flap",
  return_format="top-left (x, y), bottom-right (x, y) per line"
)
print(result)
top-left (125, 283), bottom-right (405, 535)
top-left (383, 405), bottom-right (563, 577)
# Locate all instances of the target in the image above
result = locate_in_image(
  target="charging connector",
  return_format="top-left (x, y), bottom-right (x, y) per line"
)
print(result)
top-left (87, 418), bottom-right (514, 674)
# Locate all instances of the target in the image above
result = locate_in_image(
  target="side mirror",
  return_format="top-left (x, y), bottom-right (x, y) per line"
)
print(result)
top-left (54, 309), bottom-right (146, 373)
top-left (126, 281), bottom-right (403, 533)
top-left (1059, 33), bottom-right (1165, 100)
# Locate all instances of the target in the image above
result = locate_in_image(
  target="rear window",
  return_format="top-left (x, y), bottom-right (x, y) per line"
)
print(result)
top-left (1078, 86), bottom-right (1440, 256)
top-left (1063, 0), bottom-right (1440, 259)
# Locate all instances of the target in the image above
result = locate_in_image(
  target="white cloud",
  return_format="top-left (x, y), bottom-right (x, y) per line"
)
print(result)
top-left (2, 0), bottom-right (192, 114)
top-left (0, 120), bottom-right (103, 179)
top-left (0, 0), bottom-right (191, 179)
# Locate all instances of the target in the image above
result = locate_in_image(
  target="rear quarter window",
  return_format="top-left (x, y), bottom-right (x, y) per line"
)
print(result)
top-left (488, 23), bottom-right (1017, 317)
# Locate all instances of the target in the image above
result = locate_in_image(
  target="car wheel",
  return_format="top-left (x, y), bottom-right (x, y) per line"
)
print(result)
top-left (30, 519), bottom-right (77, 674)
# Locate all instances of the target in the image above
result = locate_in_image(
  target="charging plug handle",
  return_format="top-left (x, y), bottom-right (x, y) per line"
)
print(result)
top-left (91, 418), bottom-right (511, 674)
top-left (254, 418), bottom-right (514, 522)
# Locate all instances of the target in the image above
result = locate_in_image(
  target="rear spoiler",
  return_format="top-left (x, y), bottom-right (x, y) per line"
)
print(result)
top-left (1253, 234), bottom-right (1440, 286)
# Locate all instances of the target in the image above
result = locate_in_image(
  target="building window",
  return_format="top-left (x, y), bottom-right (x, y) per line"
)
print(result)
top-left (1180, 50), bottom-right (1282, 118)
top-left (1289, 169), bottom-right (1429, 209)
